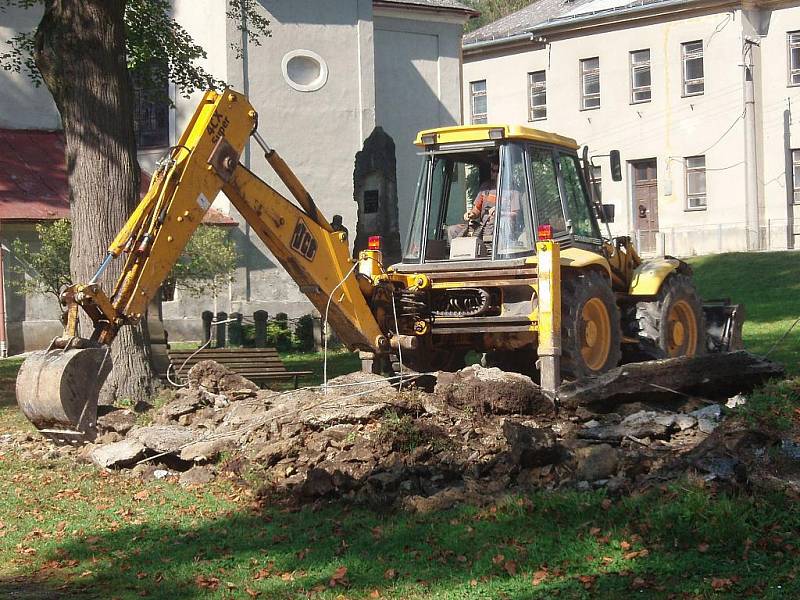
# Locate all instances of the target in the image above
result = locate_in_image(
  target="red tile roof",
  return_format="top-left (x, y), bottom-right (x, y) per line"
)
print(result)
top-left (0, 129), bottom-right (237, 226)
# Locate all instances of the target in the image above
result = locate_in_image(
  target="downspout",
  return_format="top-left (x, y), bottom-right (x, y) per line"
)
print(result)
top-left (743, 38), bottom-right (761, 250)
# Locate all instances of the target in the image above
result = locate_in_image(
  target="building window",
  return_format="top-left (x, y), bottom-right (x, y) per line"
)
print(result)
top-left (682, 41), bottom-right (704, 96)
top-left (789, 32), bottom-right (800, 86)
top-left (630, 49), bottom-right (651, 103)
top-left (528, 71), bottom-right (546, 121)
top-left (591, 165), bottom-right (602, 199)
top-left (470, 80), bottom-right (487, 124)
top-left (282, 49), bottom-right (329, 92)
top-left (685, 155), bottom-right (706, 209)
top-left (131, 60), bottom-right (170, 149)
top-left (580, 57), bottom-right (600, 109)
top-left (792, 150), bottom-right (800, 203)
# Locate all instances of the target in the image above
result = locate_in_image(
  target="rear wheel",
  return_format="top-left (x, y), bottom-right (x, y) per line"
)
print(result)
top-left (635, 273), bottom-right (705, 359)
top-left (560, 270), bottom-right (622, 379)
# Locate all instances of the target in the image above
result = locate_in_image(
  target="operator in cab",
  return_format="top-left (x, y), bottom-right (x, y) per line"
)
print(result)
top-left (448, 157), bottom-right (499, 241)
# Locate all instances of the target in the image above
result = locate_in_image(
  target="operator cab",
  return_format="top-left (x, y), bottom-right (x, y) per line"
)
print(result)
top-left (402, 125), bottom-right (618, 265)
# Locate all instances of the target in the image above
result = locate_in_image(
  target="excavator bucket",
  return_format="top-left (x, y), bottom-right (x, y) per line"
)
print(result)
top-left (16, 348), bottom-right (112, 444)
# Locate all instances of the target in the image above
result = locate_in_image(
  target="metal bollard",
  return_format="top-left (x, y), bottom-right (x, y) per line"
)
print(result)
top-left (253, 310), bottom-right (268, 347)
top-left (201, 310), bottom-right (213, 344)
top-left (536, 240), bottom-right (561, 395)
top-left (215, 311), bottom-right (228, 348)
top-left (228, 312), bottom-right (243, 347)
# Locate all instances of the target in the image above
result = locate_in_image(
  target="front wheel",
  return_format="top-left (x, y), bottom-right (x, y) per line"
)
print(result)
top-left (635, 273), bottom-right (705, 359)
top-left (560, 270), bottom-right (622, 379)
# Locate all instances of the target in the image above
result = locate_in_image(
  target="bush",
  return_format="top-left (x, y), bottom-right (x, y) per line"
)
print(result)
top-left (293, 314), bottom-right (315, 352)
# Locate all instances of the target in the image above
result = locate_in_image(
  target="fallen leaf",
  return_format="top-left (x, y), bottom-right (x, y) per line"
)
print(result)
top-left (194, 575), bottom-right (220, 590)
top-left (711, 577), bottom-right (734, 591)
top-left (244, 588), bottom-right (261, 598)
top-left (369, 591), bottom-right (381, 599)
top-left (470, 579), bottom-right (478, 587)
top-left (532, 569), bottom-right (548, 586)
top-left (578, 575), bottom-right (596, 589)
top-left (504, 560), bottom-right (517, 576)
top-left (329, 566), bottom-right (348, 588)
top-left (620, 540), bottom-right (631, 551)
top-left (384, 568), bottom-right (397, 580)
top-left (589, 527), bottom-right (601, 537)
top-left (601, 498), bottom-right (612, 510)
top-left (492, 554), bottom-right (505, 565)
top-left (698, 542), bottom-right (710, 553)
top-left (631, 577), bottom-right (647, 590)
top-left (280, 572), bottom-right (294, 582)
top-left (133, 490), bottom-right (150, 501)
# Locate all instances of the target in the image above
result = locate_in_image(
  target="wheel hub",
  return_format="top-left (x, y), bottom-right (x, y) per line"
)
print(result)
top-left (666, 299), bottom-right (698, 357)
top-left (580, 298), bottom-right (611, 371)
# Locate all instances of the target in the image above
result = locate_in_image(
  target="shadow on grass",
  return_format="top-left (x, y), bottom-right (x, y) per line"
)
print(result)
top-left (28, 486), bottom-right (800, 599)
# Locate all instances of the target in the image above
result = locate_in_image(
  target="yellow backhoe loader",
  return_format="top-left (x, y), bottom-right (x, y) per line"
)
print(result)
top-left (15, 89), bottom-right (743, 442)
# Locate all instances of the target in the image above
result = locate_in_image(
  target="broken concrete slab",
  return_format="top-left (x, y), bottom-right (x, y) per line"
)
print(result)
top-left (502, 421), bottom-right (560, 468)
top-left (90, 439), bottom-right (146, 469)
top-left (179, 465), bottom-right (215, 486)
top-left (96, 409), bottom-right (137, 435)
top-left (558, 351), bottom-right (784, 408)
top-left (128, 425), bottom-right (198, 454)
top-left (573, 444), bottom-right (619, 481)
top-left (187, 360), bottom-right (259, 397)
top-left (179, 438), bottom-right (234, 463)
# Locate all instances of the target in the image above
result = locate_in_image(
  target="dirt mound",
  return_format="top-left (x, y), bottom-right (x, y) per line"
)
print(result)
top-left (64, 359), bottom-right (799, 509)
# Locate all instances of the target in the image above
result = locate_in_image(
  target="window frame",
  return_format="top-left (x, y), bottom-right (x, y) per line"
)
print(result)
top-left (470, 80), bottom-right (488, 124)
top-left (681, 40), bottom-right (704, 97)
top-left (685, 155), bottom-right (707, 211)
top-left (580, 57), bottom-right (601, 110)
top-left (528, 70), bottom-right (547, 121)
top-left (788, 31), bottom-right (800, 87)
top-left (792, 149), bottom-right (800, 204)
top-left (630, 49), bottom-right (652, 104)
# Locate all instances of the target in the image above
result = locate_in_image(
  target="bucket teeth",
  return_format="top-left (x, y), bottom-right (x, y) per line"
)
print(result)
top-left (15, 348), bottom-right (112, 445)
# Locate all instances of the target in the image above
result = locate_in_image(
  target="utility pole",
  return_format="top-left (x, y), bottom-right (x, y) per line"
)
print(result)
top-left (743, 38), bottom-right (761, 251)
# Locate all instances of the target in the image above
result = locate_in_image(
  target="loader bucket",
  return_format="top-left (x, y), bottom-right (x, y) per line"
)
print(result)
top-left (15, 348), bottom-right (112, 444)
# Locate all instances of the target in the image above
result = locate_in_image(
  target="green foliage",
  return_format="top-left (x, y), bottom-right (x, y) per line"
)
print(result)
top-left (293, 314), bottom-right (315, 352)
top-left (736, 378), bottom-right (800, 431)
top-left (0, 0), bottom-right (271, 98)
top-left (463, 0), bottom-right (532, 33)
top-left (266, 312), bottom-right (292, 352)
top-left (169, 225), bottom-right (239, 298)
top-left (7, 219), bottom-right (71, 302)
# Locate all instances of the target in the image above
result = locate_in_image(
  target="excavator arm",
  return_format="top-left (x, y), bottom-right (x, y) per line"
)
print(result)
top-left (16, 89), bottom-right (388, 441)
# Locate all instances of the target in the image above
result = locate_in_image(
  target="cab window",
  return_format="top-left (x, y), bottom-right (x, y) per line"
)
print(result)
top-left (558, 153), bottom-right (600, 239)
top-left (529, 147), bottom-right (566, 236)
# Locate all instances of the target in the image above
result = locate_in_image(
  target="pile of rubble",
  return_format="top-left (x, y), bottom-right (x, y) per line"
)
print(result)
top-left (70, 358), bottom-right (799, 507)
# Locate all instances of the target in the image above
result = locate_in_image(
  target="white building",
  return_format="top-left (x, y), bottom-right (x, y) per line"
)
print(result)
top-left (0, 0), bottom-right (475, 348)
top-left (462, 0), bottom-right (800, 255)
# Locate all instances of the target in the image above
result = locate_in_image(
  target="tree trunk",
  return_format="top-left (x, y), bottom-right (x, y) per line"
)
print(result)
top-left (34, 0), bottom-right (156, 404)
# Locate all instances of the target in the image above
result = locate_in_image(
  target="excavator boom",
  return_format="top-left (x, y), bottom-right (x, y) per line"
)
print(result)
top-left (16, 89), bottom-right (386, 442)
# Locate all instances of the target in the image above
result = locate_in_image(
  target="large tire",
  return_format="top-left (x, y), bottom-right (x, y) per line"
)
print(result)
top-left (635, 273), bottom-right (706, 359)
top-left (561, 270), bottom-right (622, 379)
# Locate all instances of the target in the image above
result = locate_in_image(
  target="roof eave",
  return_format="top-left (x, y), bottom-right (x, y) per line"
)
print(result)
top-left (464, 0), bottom-right (741, 54)
top-left (373, 0), bottom-right (480, 18)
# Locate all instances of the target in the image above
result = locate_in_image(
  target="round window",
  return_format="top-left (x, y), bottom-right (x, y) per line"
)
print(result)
top-left (281, 50), bottom-right (328, 92)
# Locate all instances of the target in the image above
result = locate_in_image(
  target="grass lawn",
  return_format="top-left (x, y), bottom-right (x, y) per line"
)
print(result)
top-left (687, 250), bottom-right (800, 375)
top-left (0, 250), bottom-right (798, 598)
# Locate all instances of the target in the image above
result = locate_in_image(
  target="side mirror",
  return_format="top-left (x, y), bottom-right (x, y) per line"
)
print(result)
top-left (600, 204), bottom-right (615, 223)
top-left (610, 150), bottom-right (622, 182)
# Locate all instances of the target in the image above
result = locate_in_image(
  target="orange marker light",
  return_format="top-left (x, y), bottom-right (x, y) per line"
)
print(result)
top-left (537, 225), bottom-right (553, 240)
top-left (368, 236), bottom-right (382, 250)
